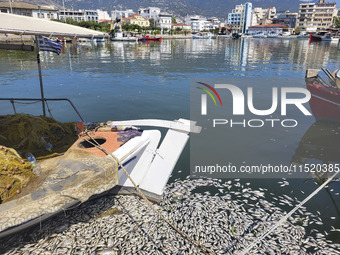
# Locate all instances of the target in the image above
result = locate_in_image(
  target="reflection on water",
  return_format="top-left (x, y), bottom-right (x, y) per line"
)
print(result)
top-left (1, 39), bottom-right (339, 77)
top-left (292, 121), bottom-right (340, 165)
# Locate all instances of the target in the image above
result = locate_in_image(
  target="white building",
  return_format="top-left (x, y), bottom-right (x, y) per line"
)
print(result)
top-left (111, 9), bottom-right (134, 20)
top-left (138, 7), bottom-right (160, 20)
top-left (203, 20), bottom-right (214, 30)
top-left (97, 10), bottom-right (111, 22)
top-left (58, 10), bottom-right (85, 21)
top-left (0, 2), bottom-right (58, 20)
top-left (84, 10), bottom-right (98, 22)
top-left (171, 23), bottom-right (191, 31)
top-left (251, 7), bottom-right (277, 26)
top-left (185, 15), bottom-right (208, 32)
top-left (207, 17), bottom-right (221, 29)
top-left (157, 13), bottom-right (172, 30)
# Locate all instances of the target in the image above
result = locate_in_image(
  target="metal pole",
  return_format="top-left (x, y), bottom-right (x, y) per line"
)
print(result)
top-left (9, 0), bottom-right (12, 14)
top-left (35, 35), bottom-right (46, 116)
top-left (62, 0), bottom-right (66, 22)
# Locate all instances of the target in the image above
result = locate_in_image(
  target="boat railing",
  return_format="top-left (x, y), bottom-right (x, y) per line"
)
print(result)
top-left (0, 97), bottom-right (84, 122)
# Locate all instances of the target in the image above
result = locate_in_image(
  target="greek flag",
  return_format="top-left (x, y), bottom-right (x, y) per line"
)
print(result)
top-left (38, 36), bottom-right (62, 55)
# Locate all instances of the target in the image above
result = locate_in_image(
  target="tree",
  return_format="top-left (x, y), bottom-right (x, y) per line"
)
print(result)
top-left (334, 17), bottom-right (340, 28)
top-left (294, 27), bottom-right (302, 35)
top-left (149, 18), bottom-right (156, 30)
top-left (220, 27), bottom-right (226, 35)
top-left (171, 16), bottom-right (177, 24)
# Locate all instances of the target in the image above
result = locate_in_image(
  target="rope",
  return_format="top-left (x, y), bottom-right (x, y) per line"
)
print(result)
top-left (45, 101), bottom-right (54, 119)
top-left (82, 130), bottom-right (215, 255)
top-left (238, 171), bottom-right (339, 255)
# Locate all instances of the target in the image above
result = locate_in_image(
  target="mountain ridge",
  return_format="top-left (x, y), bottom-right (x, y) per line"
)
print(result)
top-left (0, 0), bottom-right (303, 19)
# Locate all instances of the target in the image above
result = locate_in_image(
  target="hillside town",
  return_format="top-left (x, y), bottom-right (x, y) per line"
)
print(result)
top-left (0, 0), bottom-right (339, 35)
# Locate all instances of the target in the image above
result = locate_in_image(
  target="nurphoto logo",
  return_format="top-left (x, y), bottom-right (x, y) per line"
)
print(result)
top-left (197, 82), bottom-right (312, 128)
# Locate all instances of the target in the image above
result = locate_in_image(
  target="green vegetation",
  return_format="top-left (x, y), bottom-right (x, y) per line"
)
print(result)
top-left (51, 19), bottom-right (111, 32)
top-left (53, 17), bottom-right (193, 36)
top-left (334, 17), bottom-right (340, 28)
top-left (294, 27), bottom-right (302, 35)
top-left (171, 16), bottom-right (177, 24)
top-left (149, 18), bottom-right (157, 30)
top-left (220, 27), bottom-right (226, 35)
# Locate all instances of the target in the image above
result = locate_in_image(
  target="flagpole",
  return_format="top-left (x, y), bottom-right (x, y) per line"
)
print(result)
top-left (35, 35), bottom-right (46, 116)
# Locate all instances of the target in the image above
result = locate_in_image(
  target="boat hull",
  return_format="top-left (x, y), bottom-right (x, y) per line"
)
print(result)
top-left (138, 37), bottom-right (162, 42)
top-left (111, 37), bottom-right (137, 42)
top-left (306, 82), bottom-right (340, 121)
top-left (0, 128), bottom-right (154, 238)
top-left (310, 33), bottom-right (332, 41)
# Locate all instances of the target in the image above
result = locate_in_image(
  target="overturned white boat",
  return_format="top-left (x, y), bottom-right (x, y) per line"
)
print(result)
top-left (0, 118), bottom-right (201, 238)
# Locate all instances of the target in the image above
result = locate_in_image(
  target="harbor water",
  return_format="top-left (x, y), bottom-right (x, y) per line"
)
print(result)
top-left (0, 38), bottom-right (340, 253)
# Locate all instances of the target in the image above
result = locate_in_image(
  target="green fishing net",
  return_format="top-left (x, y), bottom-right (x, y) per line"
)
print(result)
top-left (0, 114), bottom-right (79, 203)
top-left (0, 114), bottom-right (78, 156)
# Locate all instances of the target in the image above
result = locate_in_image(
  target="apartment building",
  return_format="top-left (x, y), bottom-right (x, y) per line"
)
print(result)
top-left (272, 11), bottom-right (298, 29)
top-left (251, 7), bottom-right (277, 26)
top-left (227, 2), bottom-right (252, 34)
top-left (0, 2), bottom-right (58, 20)
top-left (157, 13), bottom-right (172, 30)
top-left (111, 9), bottom-right (134, 21)
top-left (138, 7), bottom-right (160, 20)
top-left (59, 10), bottom-right (84, 21)
top-left (297, 0), bottom-right (336, 31)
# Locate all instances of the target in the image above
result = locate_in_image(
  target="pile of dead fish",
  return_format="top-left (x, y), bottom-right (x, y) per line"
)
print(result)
top-left (1, 178), bottom-right (339, 255)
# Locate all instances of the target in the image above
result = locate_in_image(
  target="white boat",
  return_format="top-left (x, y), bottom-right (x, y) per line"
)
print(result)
top-left (111, 31), bottom-right (138, 42)
top-left (253, 33), bottom-right (267, 38)
top-left (193, 33), bottom-right (212, 39)
top-left (0, 118), bottom-right (201, 238)
top-left (297, 32), bottom-right (309, 39)
top-left (90, 38), bottom-right (106, 46)
top-left (267, 33), bottom-right (280, 38)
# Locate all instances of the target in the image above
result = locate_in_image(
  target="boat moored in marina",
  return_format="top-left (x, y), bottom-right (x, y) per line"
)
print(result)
top-left (0, 117), bottom-right (201, 238)
top-left (110, 31), bottom-right (138, 42)
top-left (253, 32), bottom-right (267, 38)
top-left (138, 35), bottom-right (162, 42)
top-left (192, 33), bottom-right (212, 39)
top-left (310, 31), bottom-right (332, 41)
top-left (231, 33), bottom-right (241, 39)
top-left (305, 68), bottom-right (340, 122)
top-left (297, 32), bottom-right (310, 39)
top-left (267, 33), bottom-right (280, 38)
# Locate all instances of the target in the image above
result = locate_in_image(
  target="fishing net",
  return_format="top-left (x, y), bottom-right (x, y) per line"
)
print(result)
top-left (0, 146), bottom-right (33, 204)
top-left (0, 114), bottom-right (78, 157)
top-left (0, 149), bottom-right (118, 235)
top-left (0, 114), bottom-right (79, 204)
